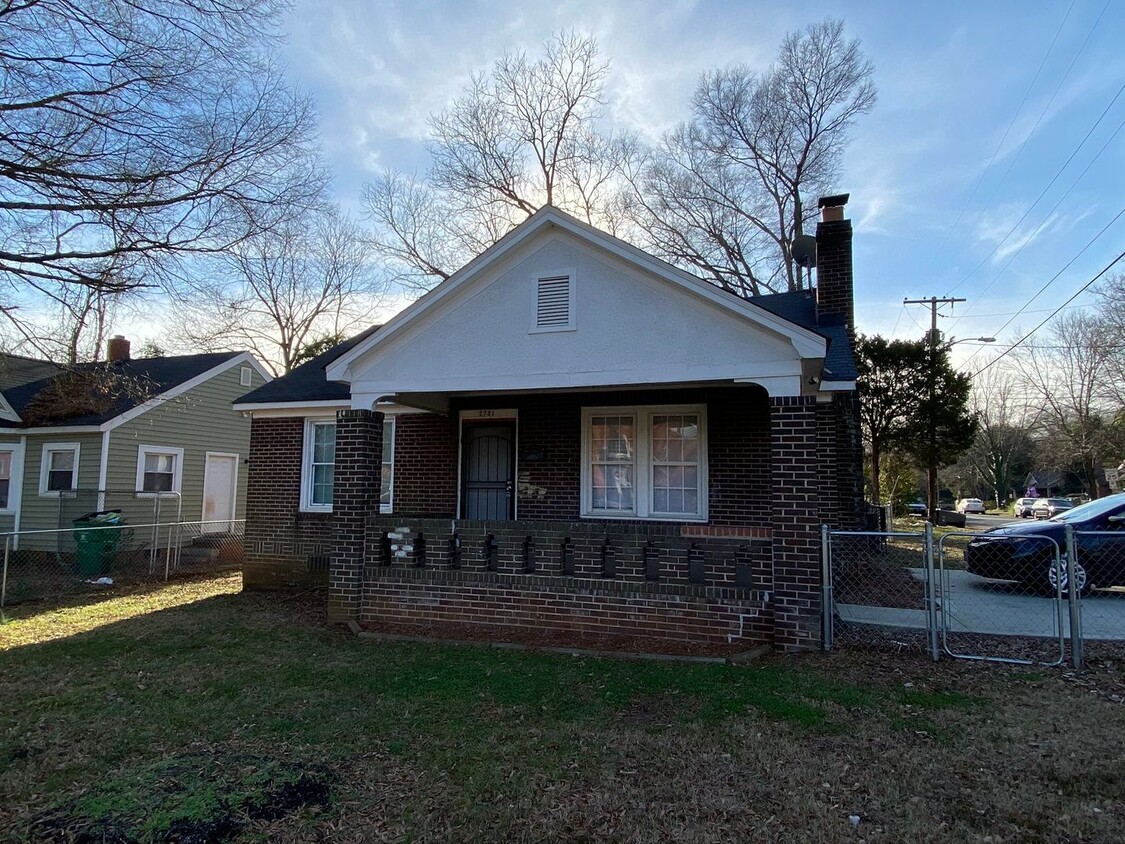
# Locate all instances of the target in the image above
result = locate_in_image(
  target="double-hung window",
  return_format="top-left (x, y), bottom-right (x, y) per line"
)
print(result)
top-left (302, 417), bottom-right (395, 512)
top-left (136, 446), bottom-right (183, 494)
top-left (0, 448), bottom-right (14, 511)
top-left (581, 406), bottom-right (706, 521)
top-left (40, 443), bottom-right (80, 495)
top-left (303, 420), bottom-right (336, 511)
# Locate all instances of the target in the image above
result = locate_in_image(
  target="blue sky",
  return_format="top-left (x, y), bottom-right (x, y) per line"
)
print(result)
top-left (281, 0), bottom-right (1125, 363)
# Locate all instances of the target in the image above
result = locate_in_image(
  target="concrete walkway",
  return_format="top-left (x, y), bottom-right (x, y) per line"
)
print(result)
top-left (837, 569), bottom-right (1125, 641)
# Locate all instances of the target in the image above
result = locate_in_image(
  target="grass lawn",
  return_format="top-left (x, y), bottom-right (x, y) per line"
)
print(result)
top-left (2, 575), bottom-right (1123, 843)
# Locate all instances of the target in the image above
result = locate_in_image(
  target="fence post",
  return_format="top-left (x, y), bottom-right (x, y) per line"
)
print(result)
top-left (820, 524), bottom-right (833, 652)
top-left (924, 521), bottom-right (939, 662)
top-left (1, 534), bottom-right (10, 611)
top-left (1065, 524), bottom-right (1083, 669)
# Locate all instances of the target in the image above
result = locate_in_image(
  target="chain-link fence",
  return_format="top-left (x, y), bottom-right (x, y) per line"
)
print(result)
top-left (1, 519), bottom-right (244, 609)
top-left (824, 525), bottom-right (937, 655)
top-left (825, 524), bottom-right (1125, 668)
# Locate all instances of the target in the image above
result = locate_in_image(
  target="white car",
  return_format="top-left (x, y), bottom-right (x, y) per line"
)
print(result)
top-left (1014, 497), bottom-right (1038, 518)
top-left (956, 498), bottom-right (985, 514)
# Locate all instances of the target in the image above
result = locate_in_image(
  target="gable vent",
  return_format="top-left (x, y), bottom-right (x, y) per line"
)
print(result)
top-left (536, 275), bottom-right (572, 329)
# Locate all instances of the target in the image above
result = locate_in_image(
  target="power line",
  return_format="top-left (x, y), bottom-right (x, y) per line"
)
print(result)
top-left (971, 250), bottom-right (1125, 377)
top-left (946, 80), bottom-right (1125, 298)
top-left (956, 0), bottom-right (1111, 262)
top-left (925, 1), bottom-right (1075, 274)
top-left (959, 205), bottom-right (1125, 368)
top-left (945, 106), bottom-right (1125, 332)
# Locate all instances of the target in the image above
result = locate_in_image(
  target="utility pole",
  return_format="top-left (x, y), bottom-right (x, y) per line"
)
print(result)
top-left (904, 296), bottom-right (965, 522)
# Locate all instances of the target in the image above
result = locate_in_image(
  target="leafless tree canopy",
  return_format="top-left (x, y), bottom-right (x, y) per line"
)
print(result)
top-left (173, 208), bottom-right (386, 375)
top-left (623, 19), bottom-right (876, 295)
top-left (0, 0), bottom-right (325, 303)
top-left (364, 32), bottom-right (627, 290)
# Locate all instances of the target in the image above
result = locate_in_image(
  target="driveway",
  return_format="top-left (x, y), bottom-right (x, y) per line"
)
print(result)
top-left (837, 569), bottom-right (1125, 641)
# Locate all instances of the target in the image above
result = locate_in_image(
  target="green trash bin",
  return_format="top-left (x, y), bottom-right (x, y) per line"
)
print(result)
top-left (73, 510), bottom-right (124, 577)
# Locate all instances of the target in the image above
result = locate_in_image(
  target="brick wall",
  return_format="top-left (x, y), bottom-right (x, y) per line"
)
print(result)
top-left (814, 217), bottom-right (854, 334)
top-left (328, 409), bottom-right (382, 622)
top-left (244, 417), bottom-right (333, 589)
top-left (833, 392), bottom-right (865, 529)
top-left (418, 386), bottom-right (775, 528)
top-left (359, 516), bottom-right (773, 647)
top-left (392, 412), bottom-right (458, 515)
top-left (768, 396), bottom-right (822, 651)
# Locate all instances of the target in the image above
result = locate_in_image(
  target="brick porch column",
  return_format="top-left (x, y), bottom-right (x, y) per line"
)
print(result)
top-left (328, 408), bottom-right (383, 623)
top-left (769, 395), bottom-right (822, 650)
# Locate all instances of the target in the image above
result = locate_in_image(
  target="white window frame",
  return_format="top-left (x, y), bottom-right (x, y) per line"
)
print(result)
top-left (134, 445), bottom-right (184, 495)
top-left (0, 442), bottom-right (24, 514)
top-left (39, 442), bottom-right (81, 496)
top-left (240, 366), bottom-right (253, 387)
top-left (529, 268), bottom-right (576, 334)
top-left (580, 404), bottom-right (707, 522)
top-left (379, 417), bottom-right (395, 514)
top-left (301, 418), bottom-right (337, 513)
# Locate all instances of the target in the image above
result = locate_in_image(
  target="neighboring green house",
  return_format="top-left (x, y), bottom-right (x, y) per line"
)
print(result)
top-left (0, 338), bottom-right (271, 549)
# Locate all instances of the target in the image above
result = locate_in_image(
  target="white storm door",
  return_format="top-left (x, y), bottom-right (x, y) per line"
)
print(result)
top-left (202, 452), bottom-right (238, 532)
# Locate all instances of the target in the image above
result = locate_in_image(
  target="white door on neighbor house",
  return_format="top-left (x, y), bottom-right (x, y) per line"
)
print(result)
top-left (202, 452), bottom-right (238, 533)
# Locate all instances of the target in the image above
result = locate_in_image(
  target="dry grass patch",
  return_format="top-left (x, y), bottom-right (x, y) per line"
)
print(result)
top-left (0, 575), bottom-right (1122, 843)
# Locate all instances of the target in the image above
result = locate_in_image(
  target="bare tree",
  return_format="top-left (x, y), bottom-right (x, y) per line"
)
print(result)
top-left (364, 32), bottom-right (619, 290)
top-left (0, 0), bottom-right (325, 303)
top-left (174, 209), bottom-right (385, 375)
top-left (1021, 312), bottom-right (1120, 498)
top-left (624, 19), bottom-right (876, 295)
top-left (961, 365), bottom-right (1039, 505)
top-left (1, 282), bottom-right (121, 363)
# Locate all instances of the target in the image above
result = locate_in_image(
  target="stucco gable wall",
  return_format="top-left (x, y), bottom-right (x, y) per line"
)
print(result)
top-left (346, 230), bottom-right (806, 396)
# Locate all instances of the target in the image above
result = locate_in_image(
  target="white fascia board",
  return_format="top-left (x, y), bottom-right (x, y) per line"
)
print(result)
top-left (232, 399), bottom-right (348, 414)
top-left (102, 351), bottom-right (261, 432)
top-left (327, 207), bottom-right (827, 381)
top-left (0, 392), bottom-right (19, 423)
top-left (8, 424), bottom-right (100, 435)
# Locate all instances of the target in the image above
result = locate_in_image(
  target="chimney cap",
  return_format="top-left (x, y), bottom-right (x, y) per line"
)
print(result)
top-left (817, 193), bottom-right (850, 209)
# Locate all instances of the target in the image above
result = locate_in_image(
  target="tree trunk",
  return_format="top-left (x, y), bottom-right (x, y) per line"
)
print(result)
top-left (870, 441), bottom-right (881, 505)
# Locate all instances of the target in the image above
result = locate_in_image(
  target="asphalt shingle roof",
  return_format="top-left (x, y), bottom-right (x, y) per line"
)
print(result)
top-left (749, 289), bottom-right (858, 381)
top-left (0, 351), bottom-right (242, 428)
top-left (234, 326), bottom-right (381, 406)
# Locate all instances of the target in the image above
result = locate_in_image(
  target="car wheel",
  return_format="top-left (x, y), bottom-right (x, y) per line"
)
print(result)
top-left (1047, 555), bottom-right (1089, 596)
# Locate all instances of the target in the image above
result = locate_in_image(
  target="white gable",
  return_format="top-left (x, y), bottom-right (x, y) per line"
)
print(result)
top-left (329, 211), bottom-right (826, 403)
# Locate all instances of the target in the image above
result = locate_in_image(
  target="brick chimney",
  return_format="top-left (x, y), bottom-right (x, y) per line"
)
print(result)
top-left (107, 335), bottom-right (130, 363)
top-left (814, 193), bottom-right (854, 334)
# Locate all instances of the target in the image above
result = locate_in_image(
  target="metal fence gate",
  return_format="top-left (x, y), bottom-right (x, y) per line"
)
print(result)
top-left (821, 525), bottom-right (1123, 668)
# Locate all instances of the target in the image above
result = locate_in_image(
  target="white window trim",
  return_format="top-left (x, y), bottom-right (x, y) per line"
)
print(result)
top-left (0, 442), bottom-right (24, 515)
top-left (529, 268), bottom-right (577, 334)
top-left (134, 445), bottom-right (185, 495)
top-left (380, 417), bottom-right (395, 514)
top-left (301, 418), bottom-right (336, 513)
top-left (580, 404), bottom-right (708, 522)
top-left (39, 442), bottom-right (81, 497)
top-left (240, 366), bottom-right (253, 387)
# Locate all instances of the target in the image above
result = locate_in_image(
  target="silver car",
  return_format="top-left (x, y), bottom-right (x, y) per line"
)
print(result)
top-left (1032, 498), bottom-right (1073, 519)
top-left (1014, 497), bottom-right (1039, 518)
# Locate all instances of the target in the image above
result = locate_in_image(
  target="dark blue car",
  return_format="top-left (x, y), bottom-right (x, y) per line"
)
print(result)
top-left (965, 492), bottom-right (1125, 593)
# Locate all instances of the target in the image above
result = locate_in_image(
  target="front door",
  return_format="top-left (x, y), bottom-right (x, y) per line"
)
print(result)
top-left (461, 422), bottom-right (515, 520)
top-left (202, 452), bottom-right (238, 532)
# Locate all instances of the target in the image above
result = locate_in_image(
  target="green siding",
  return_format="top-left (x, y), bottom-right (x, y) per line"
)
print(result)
top-left (15, 432), bottom-right (104, 548)
top-left (103, 359), bottom-right (261, 527)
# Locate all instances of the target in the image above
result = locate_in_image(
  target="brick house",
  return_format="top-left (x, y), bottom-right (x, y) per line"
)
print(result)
top-left (235, 196), bottom-right (864, 651)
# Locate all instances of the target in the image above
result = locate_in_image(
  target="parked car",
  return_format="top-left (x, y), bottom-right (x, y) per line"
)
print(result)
top-left (956, 498), bottom-right (985, 514)
top-left (1032, 498), bottom-right (1073, 519)
top-left (907, 500), bottom-right (928, 516)
top-left (1014, 497), bottom-right (1039, 518)
top-left (964, 492), bottom-right (1125, 593)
